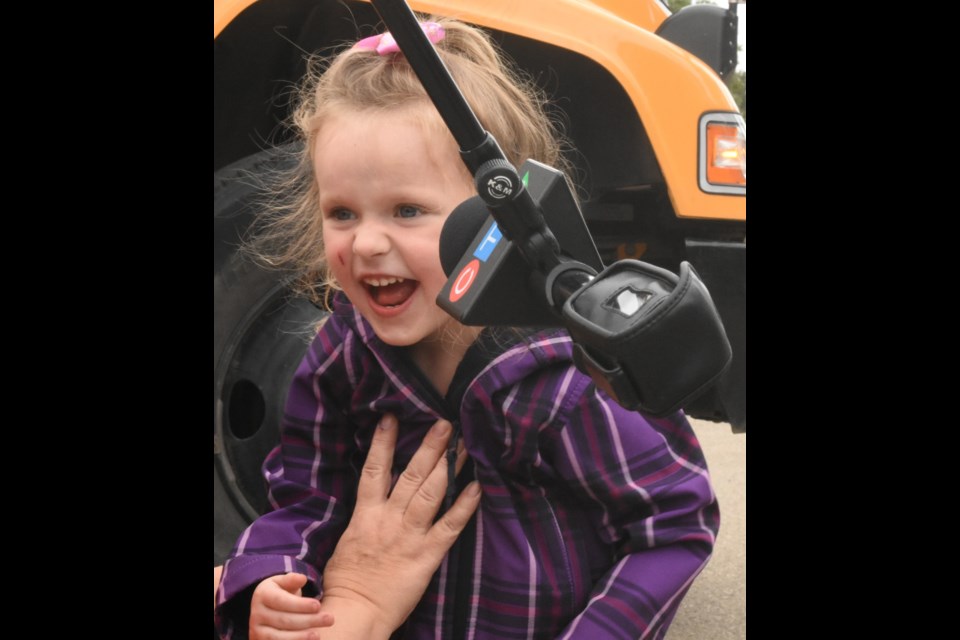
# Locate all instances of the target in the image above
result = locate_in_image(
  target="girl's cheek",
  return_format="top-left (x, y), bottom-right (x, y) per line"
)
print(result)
top-left (337, 251), bottom-right (345, 266)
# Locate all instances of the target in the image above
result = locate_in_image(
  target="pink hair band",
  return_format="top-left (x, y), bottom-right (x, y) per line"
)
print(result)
top-left (352, 21), bottom-right (445, 56)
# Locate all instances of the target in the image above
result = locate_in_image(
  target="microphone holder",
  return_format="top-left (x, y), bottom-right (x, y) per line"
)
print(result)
top-left (369, 0), bottom-right (732, 417)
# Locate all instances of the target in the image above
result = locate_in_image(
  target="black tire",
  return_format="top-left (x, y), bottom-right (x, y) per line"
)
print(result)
top-left (214, 148), bottom-right (326, 566)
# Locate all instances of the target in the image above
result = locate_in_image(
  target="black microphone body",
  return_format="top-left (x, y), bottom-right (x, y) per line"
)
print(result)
top-left (437, 160), bottom-right (603, 326)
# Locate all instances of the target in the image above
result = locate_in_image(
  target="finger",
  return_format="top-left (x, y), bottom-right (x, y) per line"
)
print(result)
top-left (402, 442), bottom-right (459, 529)
top-left (272, 572), bottom-right (308, 596)
top-left (357, 413), bottom-right (398, 505)
top-left (250, 620), bottom-right (332, 640)
top-left (387, 419), bottom-right (452, 508)
top-left (256, 608), bottom-right (333, 633)
top-left (260, 575), bottom-right (323, 614)
top-left (428, 481), bottom-right (482, 547)
top-left (316, 611), bottom-right (335, 628)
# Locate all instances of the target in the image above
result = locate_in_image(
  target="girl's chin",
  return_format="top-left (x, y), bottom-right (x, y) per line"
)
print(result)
top-left (367, 320), bottom-right (432, 347)
top-left (366, 307), bottom-right (455, 347)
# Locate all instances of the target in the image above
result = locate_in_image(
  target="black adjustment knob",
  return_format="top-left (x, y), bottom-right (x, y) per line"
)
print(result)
top-left (475, 159), bottom-right (521, 206)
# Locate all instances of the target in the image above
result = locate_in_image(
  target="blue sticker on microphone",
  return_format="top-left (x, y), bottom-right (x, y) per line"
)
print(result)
top-left (473, 221), bottom-right (502, 262)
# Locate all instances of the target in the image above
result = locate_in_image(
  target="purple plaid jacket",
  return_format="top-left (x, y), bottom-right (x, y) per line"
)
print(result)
top-left (216, 294), bottom-right (719, 639)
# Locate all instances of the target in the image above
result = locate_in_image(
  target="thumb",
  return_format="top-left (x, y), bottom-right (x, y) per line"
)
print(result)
top-left (273, 572), bottom-right (309, 596)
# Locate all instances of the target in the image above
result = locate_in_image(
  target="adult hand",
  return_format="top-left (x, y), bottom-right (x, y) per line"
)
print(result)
top-left (319, 413), bottom-right (481, 639)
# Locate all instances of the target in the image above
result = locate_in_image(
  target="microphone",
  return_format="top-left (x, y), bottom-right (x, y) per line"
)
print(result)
top-left (437, 160), bottom-right (604, 326)
top-left (371, 0), bottom-right (732, 417)
top-left (436, 159), bottom-right (731, 416)
top-left (439, 197), bottom-right (488, 278)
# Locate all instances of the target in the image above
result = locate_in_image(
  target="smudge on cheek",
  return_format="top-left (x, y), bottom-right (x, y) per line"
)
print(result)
top-left (337, 251), bottom-right (345, 266)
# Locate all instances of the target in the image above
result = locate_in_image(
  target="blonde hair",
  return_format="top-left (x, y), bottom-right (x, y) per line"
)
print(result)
top-left (250, 16), bottom-right (571, 309)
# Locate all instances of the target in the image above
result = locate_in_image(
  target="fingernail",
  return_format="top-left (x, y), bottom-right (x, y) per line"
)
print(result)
top-left (467, 481), bottom-right (482, 497)
top-left (432, 420), bottom-right (451, 436)
top-left (378, 414), bottom-right (396, 430)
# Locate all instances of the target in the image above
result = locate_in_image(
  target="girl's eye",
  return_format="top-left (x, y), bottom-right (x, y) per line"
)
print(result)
top-left (397, 205), bottom-right (421, 219)
top-left (328, 208), bottom-right (355, 221)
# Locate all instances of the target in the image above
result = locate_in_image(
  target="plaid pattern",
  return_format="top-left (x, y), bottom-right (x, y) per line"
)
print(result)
top-left (216, 294), bottom-right (719, 639)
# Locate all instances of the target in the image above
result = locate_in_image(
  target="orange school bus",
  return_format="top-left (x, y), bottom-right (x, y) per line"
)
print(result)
top-left (214, 0), bottom-right (746, 565)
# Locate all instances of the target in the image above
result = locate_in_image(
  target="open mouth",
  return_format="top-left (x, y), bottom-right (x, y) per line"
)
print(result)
top-left (364, 276), bottom-right (419, 308)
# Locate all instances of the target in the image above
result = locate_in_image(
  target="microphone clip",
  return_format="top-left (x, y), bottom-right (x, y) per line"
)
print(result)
top-left (559, 260), bottom-right (732, 416)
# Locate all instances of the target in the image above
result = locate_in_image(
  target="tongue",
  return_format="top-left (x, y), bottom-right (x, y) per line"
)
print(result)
top-left (371, 280), bottom-right (418, 307)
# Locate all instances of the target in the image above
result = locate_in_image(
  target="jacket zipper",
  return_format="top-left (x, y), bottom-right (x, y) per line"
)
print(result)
top-left (395, 354), bottom-right (474, 640)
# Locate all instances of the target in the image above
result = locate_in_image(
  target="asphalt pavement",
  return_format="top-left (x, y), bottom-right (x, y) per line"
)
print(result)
top-left (669, 418), bottom-right (746, 639)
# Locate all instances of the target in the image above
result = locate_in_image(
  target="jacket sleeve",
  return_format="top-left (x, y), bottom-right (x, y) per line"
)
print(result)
top-left (214, 317), bottom-right (360, 638)
top-left (545, 385), bottom-right (720, 640)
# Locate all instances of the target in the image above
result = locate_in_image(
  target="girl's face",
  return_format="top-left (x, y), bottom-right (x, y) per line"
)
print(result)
top-left (316, 107), bottom-right (477, 354)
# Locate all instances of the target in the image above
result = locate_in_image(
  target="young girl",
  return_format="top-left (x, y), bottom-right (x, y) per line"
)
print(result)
top-left (215, 17), bottom-right (719, 640)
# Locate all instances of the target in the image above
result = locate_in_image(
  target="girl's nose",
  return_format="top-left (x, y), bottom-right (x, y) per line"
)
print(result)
top-left (352, 220), bottom-right (392, 258)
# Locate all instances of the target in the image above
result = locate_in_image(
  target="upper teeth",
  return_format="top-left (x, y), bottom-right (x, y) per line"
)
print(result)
top-left (364, 277), bottom-right (405, 287)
